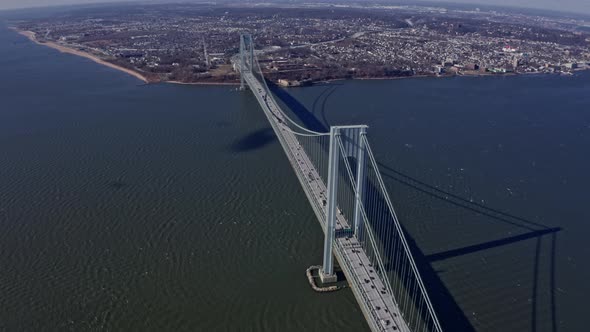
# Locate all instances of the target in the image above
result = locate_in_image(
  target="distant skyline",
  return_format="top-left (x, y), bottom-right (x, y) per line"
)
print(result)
top-left (0, 0), bottom-right (589, 15)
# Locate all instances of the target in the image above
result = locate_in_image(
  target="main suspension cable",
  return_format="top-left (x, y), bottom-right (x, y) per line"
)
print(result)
top-left (252, 53), bottom-right (329, 136)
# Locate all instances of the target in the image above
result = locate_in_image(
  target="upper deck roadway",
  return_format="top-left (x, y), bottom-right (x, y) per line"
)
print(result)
top-left (242, 70), bottom-right (411, 332)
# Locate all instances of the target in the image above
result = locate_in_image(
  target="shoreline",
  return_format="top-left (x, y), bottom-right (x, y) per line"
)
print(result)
top-left (13, 28), bottom-right (150, 83)
top-left (12, 27), bottom-right (242, 87)
top-left (310, 69), bottom-right (588, 86)
top-left (11, 28), bottom-right (588, 88)
top-left (166, 80), bottom-right (239, 86)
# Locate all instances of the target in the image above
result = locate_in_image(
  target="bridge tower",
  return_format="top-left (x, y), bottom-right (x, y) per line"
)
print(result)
top-left (239, 33), bottom-right (254, 91)
top-left (320, 125), bottom-right (368, 283)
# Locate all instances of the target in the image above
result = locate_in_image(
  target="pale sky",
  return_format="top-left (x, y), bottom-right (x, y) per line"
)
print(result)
top-left (0, 0), bottom-right (589, 15)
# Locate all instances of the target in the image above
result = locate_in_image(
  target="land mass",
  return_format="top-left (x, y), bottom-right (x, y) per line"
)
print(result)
top-left (11, 1), bottom-right (590, 85)
top-left (13, 28), bottom-right (150, 83)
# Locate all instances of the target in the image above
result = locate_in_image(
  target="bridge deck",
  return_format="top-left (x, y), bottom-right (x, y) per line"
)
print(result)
top-left (243, 72), bottom-right (410, 332)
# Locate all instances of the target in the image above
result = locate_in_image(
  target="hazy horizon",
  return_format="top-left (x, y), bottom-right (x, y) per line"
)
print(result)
top-left (0, 0), bottom-right (589, 16)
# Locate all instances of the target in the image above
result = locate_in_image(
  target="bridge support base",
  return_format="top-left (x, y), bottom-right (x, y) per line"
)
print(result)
top-left (319, 269), bottom-right (337, 284)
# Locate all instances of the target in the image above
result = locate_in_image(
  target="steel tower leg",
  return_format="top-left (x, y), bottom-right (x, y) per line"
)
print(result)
top-left (249, 41), bottom-right (254, 72)
top-left (354, 127), bottom-right (367, 237)
top-left (239, 35), bottom-right (245, 91)
top-left (321, 126), bottom-right (339, 283)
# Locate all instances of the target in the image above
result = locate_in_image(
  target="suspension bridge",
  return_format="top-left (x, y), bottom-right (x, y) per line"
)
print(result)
top-left (234, 33), bottom-right (443, 332)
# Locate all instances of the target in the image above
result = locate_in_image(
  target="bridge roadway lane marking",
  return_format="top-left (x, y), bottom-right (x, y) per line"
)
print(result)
top-left (245, 73), bottom-right (410, 332)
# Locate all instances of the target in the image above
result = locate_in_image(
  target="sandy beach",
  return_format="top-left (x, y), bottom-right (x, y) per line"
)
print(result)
top-left (13, 28), bottom-right (149, 83)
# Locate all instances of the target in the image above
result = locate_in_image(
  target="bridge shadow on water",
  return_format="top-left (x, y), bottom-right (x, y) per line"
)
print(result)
top-left (268, 81), bottom-right (334, 133)
top-left (268, 82), bottom-right (562, 332)
top-left (230, 127), bottom-right (276, 152)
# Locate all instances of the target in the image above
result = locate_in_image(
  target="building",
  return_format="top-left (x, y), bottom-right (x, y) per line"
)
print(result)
top-left (512, 57), bottom-right (519, 70)
top-left (502, 45), bottom-right (518, 53)
top-left (278, 79), bottom-right (301, 87)
top-left (433, 65), bottom-right (444, 74)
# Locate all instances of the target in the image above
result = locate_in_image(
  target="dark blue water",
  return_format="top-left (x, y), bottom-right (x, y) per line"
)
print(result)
top-left (1, 20), bottom-right (590, 331)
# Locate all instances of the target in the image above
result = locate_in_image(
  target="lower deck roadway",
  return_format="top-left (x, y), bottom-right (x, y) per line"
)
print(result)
top-left (243, 71), bottom-right (411, 332)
